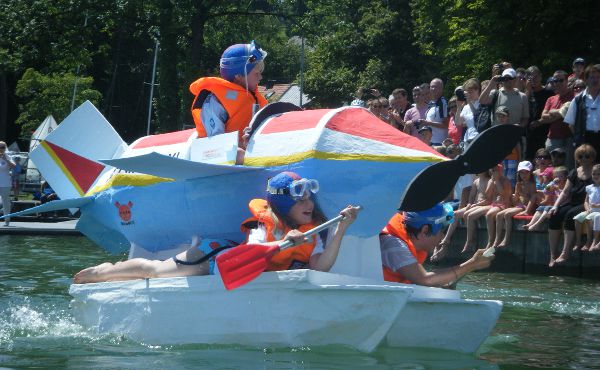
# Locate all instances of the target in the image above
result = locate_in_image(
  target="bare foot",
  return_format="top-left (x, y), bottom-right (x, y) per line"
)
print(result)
top-left (573, 245), bottom-right (582, 252)
top-left (582, 245), bottom-right (591, 252)
top-left (554, 255), bottom-right (569, 264)
top-left (461, 243), bottom-right (475, 253)
top-left (431, 241), bottom-right (450, 262)
top-left (73, 262), bottom-right (113, 284)
top-left (496, 242), bottom-right (508, 249)
top-left (549, 258), bottom-right (556, 267)
top-left (522, 224), bottom-right (530, 230)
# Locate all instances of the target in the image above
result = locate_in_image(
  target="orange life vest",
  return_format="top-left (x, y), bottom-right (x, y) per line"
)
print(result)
top-left (189, 77), bottom-right (268, 142)
top-left (241, 199), bottom-right (318, 271)
top-left (380, 213), bottom-right (428, 284)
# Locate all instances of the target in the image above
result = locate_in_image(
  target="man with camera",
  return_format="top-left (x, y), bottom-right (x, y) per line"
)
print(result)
top-left (480, 66), bottom-right (529, 128)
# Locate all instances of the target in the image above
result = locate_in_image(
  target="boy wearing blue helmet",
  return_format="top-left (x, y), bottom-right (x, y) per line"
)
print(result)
top-left (380, 203), bottom-right (493, 287)
top-left (189, 41), bottom-right (269, 145)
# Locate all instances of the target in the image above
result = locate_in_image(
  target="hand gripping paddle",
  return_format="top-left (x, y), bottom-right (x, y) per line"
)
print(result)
top-left (216, 208), bottom-right (359, 290)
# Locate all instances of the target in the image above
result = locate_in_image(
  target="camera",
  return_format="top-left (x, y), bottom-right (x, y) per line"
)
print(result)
top-left (494, 63), bottom-right (504, 73)
top-left (455, 88), bottom-right (466, 101)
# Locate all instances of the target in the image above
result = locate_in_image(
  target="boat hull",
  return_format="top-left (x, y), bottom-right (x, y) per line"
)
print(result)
top-left (70, 270), bottom-right (412, 352)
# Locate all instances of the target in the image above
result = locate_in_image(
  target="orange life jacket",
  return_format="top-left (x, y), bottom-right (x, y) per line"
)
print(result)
top-left (189, 77), bottom-right (268, 142)
top-left (241, 199), bottom-right (318, 271)
top-left (380, 213), bottom-right (428, 284)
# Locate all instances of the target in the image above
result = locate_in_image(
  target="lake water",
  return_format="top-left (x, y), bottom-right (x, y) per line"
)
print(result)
top-left (1, 234), bottom-right (600, 369)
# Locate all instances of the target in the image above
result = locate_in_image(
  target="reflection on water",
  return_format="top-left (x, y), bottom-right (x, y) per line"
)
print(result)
top-left (1, 235), bottom-right (600, 369)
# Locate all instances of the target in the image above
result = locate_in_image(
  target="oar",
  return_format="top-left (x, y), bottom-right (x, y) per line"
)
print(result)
top-left (216, 212), bottom-right (350, 290)
top-left (400, 124), bottom-right (524, 211)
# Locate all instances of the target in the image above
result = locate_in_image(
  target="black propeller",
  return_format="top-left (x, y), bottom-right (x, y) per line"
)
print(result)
top-left (399, 124), bottom-right (524, 211)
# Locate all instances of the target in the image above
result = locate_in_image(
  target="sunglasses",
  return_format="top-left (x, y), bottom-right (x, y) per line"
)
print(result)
top-left (536, 155), bottom-right (550, 160)
top-left (578, 154), bottom-right (592, 160)
top-left (371, 105), bottom-right (383, 108)
top-left (0, 146), bottom-right (6, 149)
top-left (574, 85), bottom-right (585, 90)
top-left (551, 78), bottom-right (565, 83)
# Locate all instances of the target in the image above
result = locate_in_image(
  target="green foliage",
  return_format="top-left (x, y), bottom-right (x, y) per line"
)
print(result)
top-left (15, 68), bottom-right (101, 135)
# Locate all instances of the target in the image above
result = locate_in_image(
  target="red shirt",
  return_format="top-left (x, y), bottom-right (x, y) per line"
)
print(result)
top-left (544, 92), bottom-right (574, 139)
top-left (447, 116), bottom-right (462, 145)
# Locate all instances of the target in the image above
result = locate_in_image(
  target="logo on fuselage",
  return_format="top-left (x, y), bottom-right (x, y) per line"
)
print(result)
top-left (115, 201), bottom-right (135, 225)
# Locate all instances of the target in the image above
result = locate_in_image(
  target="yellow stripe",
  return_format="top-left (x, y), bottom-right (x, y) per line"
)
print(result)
top-left (85, 173), bottom-right (174, 196)
top-left (243, 150), bottom-right (444, 167)
top-left (41, 141), bottom-right (85, 196)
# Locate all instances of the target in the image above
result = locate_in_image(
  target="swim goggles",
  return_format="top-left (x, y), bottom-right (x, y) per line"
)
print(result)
top-left (219, 40), bottom-right (267, 68)
top-left (434, 203), bottom-right (455, 227)
top-left (267, 178), bottom-right (319, 201)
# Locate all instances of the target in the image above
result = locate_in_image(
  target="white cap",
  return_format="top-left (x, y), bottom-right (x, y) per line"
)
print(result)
top-left (501, 68), bottom-right (517, 79)
top-left (517, 160), bottom-right (533, 172)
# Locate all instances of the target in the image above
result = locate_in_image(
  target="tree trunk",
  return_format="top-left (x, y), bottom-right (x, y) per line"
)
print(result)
top-left (0, 71), bottom-right (7, 141)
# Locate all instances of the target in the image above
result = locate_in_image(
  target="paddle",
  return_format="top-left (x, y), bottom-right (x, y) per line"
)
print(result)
top-left (399, 124), bottom-right (524, 211)
top-left (216, 212), bottom-right (350, 290)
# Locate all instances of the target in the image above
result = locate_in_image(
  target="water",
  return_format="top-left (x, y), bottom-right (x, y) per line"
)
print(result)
top-left (1, 235), bottom-right (600, 369)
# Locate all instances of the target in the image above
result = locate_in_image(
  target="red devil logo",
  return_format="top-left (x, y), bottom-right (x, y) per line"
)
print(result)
top-left (115, 201), bottom-right (134, 224)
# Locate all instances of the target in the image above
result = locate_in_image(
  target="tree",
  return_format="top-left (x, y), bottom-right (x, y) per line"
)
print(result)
top-left (15, 68), bottom-right (101, 135)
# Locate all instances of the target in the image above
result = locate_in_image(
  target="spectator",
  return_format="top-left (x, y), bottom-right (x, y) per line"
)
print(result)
top-left (550, 147), bottom-right (567, 168)
top-left (351, 87), bottom-right (368, 107)
top-left (446, 97), bottom-right (460, 144)
top-left (569, 58), bottom-right (586, 81)
top-left (418, 126), bottom-right (433, 146)
top-left (368, 97), bottom-right (391, 124)
top-left (496, 107), bottom-right (520, 186)
top-left (530, 70), bottom-right (575, 167)
top-left (523, 166), bottom-right (568, 231)
top-left (480, 67), bottom-right (529, 128)
top-left (515, 67), bottom-right (528, 93)
top-left (404, 86), bottom-right (429, 137)
top-left (11, 157), bottom-right (22, 201)
top-left (40, 181), bottom-right (59, 204)
top-left (484, 164), bottom-right (513, 250)
top-left (389, 88), bottom-right (410, 130)
top-left (548, 144), bottom-right (595, 266)
top-left (455, 78), bottom-right (481, 147)
top-left (532, 148), bottom-right (554, 189)
top-left (525, 66), bottom-right (555, 160)
top-left (0, 141), bottom-right (15, 226)
top-left (422, 78), bottom-right (449, 146)
top-left (572, 164), bottom-right (600, 252)
top-left (564, 64), bottom-right (600, 151)
top-left (491, 161), bottom-right (537, 249)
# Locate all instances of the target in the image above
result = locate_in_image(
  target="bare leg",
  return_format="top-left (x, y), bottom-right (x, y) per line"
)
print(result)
top-left (485, 207), bottom-right (501, 250)
top-left (573, 221), bottom-right (584, 251)
top-left (555, 230), bottom-right (574, 264)
top-left (492, 209), bottom-right (506, 248)
top-left (548, 229), bottom-right (561, 267)
top-left (590, 230), bottom-right (600, 252)
top-left (74, 241), bottom-right (208, 284)
top-left (463, 206), bottom-right (489, 252)
top-left (498, 208), bottom-right (522, 248)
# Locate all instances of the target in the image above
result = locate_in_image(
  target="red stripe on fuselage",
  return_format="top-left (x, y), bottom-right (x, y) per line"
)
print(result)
top-left (132, 129), bottom-right (196, 149)
top-left (259, 109), bottom-right (328, 134)
top-left (325, 108), bottom-right (445, 157)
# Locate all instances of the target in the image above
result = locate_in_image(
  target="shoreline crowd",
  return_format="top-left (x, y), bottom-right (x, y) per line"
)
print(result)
top-left (354, 58), bottom-right (600, 267)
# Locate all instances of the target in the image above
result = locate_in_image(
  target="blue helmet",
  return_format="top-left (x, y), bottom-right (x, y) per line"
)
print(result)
top-left (403, 203), bottom-right (454, 235)
top-left (219, 40), bottom-right (267, 82)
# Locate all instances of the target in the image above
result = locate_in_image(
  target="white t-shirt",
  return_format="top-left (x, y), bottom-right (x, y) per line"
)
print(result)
top-left (379, 234), bottom-right (417, 271)
top-left (564, 90), bottom-right (600, 131)
top-left (460, 101), bottom-right (480, 141)
top-left (247, 224), bottom-right (325, 256)
top-left (0, 154), bottom-right (12, 188)
top-left (586, 184), bottom-right (600, 212)
top-left (425, 97), bottom-right (448, 144)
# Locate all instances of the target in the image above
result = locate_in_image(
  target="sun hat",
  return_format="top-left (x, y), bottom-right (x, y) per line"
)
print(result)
top-left (573, 57), bottom-right (585, 66)
top-left (517, 161), bottom-right (533, 172)
top-left (501, 68), bottom-right (517, 79)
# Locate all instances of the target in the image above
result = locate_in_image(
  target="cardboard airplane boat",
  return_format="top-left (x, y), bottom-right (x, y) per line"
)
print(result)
top-left (7, 101), bottom-right (522, 353)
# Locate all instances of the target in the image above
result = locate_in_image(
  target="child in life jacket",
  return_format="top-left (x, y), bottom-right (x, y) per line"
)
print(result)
top-left (241, 171), bottom-right (361, 271)
top-left (189, 40), bottom-right (269, 164)
top-left (73, 171), bottom-right (360, 283)
top-left (523, 166), bottom-right (568, 231)
top-left (380, 203), bottom-right (493, 286)
top-left (490, 161), bottom-right (538, 249)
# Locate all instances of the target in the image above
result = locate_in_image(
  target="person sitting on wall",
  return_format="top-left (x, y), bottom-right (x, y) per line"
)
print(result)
top-left (379, 203), bottom-right (493, 287)
top-left (189, 40), bottom-right (269, 163)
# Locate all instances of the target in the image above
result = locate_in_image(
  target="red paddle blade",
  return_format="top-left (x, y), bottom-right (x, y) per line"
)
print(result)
top-left (216, 244), bottom-right (280, 290)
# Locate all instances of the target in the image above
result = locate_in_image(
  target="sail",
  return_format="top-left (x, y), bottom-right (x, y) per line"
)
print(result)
top-left (27, 115), bottom-right (58, 183)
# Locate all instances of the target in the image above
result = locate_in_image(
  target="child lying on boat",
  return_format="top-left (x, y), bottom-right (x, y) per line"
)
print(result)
top-left (73, 171), bottom-right (360, 284)
top-left (380, 203), bottom-right (493, 287)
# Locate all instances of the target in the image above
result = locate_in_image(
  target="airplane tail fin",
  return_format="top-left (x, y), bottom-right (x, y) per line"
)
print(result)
top-left (29, 101), bottom-right (128, 200)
